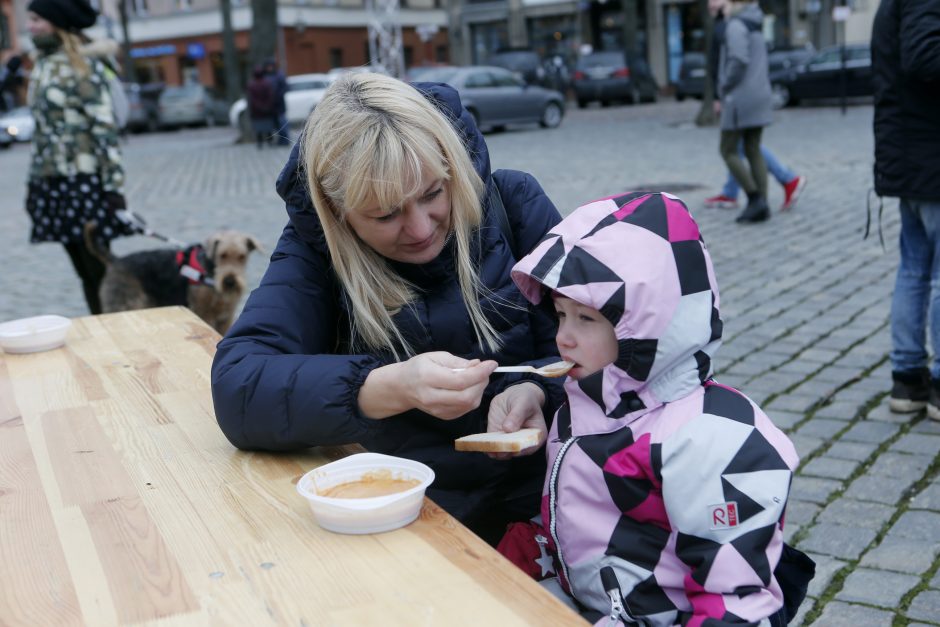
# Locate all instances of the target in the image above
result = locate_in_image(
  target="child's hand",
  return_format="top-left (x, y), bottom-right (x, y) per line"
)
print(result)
top-left (486, 382), bottom-right (547, 460)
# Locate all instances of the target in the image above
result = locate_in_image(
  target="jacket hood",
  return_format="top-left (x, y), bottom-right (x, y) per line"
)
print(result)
top-left (511, 192), bottom-right (723, 432)
top-left (732, 3), bottom-right (765, 29)
top-left (274, 81), bottom-right (491, 252)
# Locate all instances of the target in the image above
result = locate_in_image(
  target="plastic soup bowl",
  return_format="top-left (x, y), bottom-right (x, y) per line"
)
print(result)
top-left (0, 315), bottom-right (72, 354)
top-left (296, 452), bottom-right (435, 535)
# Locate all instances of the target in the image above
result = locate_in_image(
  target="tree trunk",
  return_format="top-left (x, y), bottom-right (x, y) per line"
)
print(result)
top-left (620, 0), bottom-right (638, 74)
top-left (249, 0), bottom-right (279, 71)
top-left (118, 0), bottom-right (137, 83)
top-left (219, 0), bottom-right (240, 105)
top-left (695, 0), bottom-right (718, 127)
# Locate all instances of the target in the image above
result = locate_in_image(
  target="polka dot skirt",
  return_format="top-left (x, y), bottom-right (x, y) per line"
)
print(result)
top-left (26, 174), bottom-right (136, 245)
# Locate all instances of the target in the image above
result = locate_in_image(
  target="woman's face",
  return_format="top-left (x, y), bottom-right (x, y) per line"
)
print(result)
top-left (553, 295), bottom-right (618, 380)
top-left (344, 168), bottom-right (452, 264)
top-left (27, 12), bottom-right (55, 38)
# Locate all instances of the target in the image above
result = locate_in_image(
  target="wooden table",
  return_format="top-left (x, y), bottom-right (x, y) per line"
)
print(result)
top-left (0, 307), bottom-right (585, 626)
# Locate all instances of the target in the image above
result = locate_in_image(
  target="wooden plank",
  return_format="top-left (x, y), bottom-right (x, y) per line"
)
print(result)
top-left (0, 361), bottom-right (82, 625)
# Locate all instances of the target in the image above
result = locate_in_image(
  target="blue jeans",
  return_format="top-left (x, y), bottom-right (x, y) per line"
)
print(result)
top-left (891, 198), bottom-right (940, 378)
top-left (722, 144), bottom-right (796, 199)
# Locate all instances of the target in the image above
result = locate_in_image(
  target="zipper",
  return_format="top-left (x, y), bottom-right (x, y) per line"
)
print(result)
top-left (547, 435), bottom-right (578, 588)
top-left (601, 566), bottom-right (626, 626)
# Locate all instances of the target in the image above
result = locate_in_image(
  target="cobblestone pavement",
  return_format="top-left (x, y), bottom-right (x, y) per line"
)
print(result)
top-left (2, 100), bottom-right (938, 626)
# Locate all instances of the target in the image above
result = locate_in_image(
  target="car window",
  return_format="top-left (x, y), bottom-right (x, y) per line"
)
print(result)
top-left (289, 80), bottom-right (329, 91)
top-left (847, 47), bottom-right (871, 62)
top-left (809, 49), bottom-right (841, 66)
top-left (465, 72), bottom-right (496, 88)
top-left (490, 69), bottom-right (522, 87)
top-left (577, 52), bottom-right (624, 70)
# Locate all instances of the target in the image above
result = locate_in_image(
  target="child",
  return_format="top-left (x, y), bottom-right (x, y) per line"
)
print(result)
top-left (504, 192), bottom-right (807, 625)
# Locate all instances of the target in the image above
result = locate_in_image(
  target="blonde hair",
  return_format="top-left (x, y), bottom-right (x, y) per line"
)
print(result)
top-left (301, 72), bottom-right (500, 359)
top-left (56, 29), bottom-right (89, 77)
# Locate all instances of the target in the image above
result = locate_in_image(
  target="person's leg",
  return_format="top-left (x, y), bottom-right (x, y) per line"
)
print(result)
top-left (762, 145), bottom-right (796, 186)
top-left (912, 200), bottom-right (940, 419)
top-left (720, 130), bottom-right (756, 195)
top-left (721, 171), bottom-right (740, 199)
top-left (741, 128), bottom-right (768, 199)
top-left (889, 198), bottom-right (932, 412)
top-left (63, 240), bottom-right (107, 314)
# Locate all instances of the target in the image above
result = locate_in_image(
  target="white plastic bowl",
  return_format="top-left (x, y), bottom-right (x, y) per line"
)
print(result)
top-left (296, 452), bottom-right (435, 535)
top-left (0, 315), bottom-right (72, 354)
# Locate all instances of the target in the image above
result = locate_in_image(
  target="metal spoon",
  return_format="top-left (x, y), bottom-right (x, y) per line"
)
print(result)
top-left (453, 360), bottom-right (575, 378)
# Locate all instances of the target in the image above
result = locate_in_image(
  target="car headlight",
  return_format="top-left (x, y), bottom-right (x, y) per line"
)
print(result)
top-left (7, 126), bottom-right (18, 136)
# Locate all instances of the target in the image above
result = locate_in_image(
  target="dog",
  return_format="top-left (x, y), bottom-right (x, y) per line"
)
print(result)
top-left (84, 223), bottom-right (263, 335)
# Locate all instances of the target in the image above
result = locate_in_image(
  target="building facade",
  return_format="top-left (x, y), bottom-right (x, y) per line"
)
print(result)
top-left (448, 0), bottom-right (879, 89)
top-left (11, 0), bottom-right (448, 89)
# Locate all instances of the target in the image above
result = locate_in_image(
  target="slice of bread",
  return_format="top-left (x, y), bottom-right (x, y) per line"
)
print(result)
top-left (454, 428), bottom-right (541, 453)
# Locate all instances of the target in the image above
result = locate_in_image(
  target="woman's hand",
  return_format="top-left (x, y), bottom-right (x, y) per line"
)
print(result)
top-left (486, 382), bottom-right (547, 459)
top-left (358, 352), bottom-right (497, 420)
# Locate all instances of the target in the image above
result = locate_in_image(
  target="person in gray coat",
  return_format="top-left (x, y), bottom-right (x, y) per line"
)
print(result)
top-left (717, 0), bottom-right (774, 223)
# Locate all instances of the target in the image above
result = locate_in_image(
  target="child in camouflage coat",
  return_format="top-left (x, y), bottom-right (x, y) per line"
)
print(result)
top-left (25, 0), bottom-right (134, 314)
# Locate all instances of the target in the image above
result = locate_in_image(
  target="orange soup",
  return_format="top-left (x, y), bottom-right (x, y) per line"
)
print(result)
top-left (319, 470), bottom-right (421, 499)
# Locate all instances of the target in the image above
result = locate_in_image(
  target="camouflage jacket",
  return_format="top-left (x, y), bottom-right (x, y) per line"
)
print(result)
top-left (28, 42), bottom-right (124, 193)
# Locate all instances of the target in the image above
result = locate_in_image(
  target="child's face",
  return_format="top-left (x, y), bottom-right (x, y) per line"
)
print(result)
top-left (553, 295), bottom-right (618, 380)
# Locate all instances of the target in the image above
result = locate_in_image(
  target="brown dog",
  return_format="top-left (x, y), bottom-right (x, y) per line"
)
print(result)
top-left (84, 223), bottom-right (263, 334)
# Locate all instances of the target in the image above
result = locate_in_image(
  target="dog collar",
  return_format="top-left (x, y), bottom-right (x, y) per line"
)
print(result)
top-left (176, 245), bottom-right (216, 287)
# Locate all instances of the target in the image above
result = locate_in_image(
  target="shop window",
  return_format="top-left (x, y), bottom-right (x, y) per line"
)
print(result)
top-left (404, 46), bottom-right (413, 68)
top-left (330, 48), bottom-right (343, 69)
top-left (177, 0), bottom-right (192, 10)
top-left (133, 0), bottom-right (149, 16)
top-left (435, 45), bottom-right (448, 63)
top-left (470, 21), bottom-right (509, 65)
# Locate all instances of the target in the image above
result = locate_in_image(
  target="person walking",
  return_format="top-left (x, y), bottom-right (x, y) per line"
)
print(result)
top-left (705, 0), bottom-right (805, 213)
top-left (263, 58), bottom-right (289, 146)
top-left (873, 0), bottom-right (940, 417)
top-left (245, 65), bottom-right (276, 149)
top-left (716, 0), bottom-right (774, 224)
top-left (23, 0), bottom-right (134, 314)
top-left (211, 73), bottom-right (565, 545)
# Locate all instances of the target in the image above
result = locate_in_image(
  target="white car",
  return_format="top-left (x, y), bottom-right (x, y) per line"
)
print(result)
top-left (229, 73), bottom-right (334, 129)
top-left (0, 106), bottom-right (35, 142)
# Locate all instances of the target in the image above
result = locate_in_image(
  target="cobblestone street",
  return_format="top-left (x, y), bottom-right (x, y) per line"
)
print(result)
top-left (2, 100), bottom-right (938, 625)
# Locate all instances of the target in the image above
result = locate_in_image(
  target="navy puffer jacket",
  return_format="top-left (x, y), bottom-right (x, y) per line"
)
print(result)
top-left (211, 83), bottom-right (563, 521)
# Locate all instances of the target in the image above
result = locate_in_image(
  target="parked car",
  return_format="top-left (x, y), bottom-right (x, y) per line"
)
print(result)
top-left (770, 44), bottom-right (872, 108)
top-left (404, 64), bottom-right (457, 83)
top-left (413, 65), bottom-right (565, 131)
top-left (675, 52), bottom-right (706, 101)
top-left (0, 125), bottom-right (11, 149)
top-left (572, 51), bottom-right (658, 108)
top-left (767, 44), bottom-right (816, 74)
top-left (0, 106), bottom-right (34, 142)
top-left (124, 82), bottom-right (163, 133)
top-left (229, 73), bottom-right (334, 129)
top-left (157, 84), bottom-right (229, 129)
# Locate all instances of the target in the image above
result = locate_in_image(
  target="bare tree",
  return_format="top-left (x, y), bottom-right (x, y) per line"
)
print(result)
top-left (620, 0), bottom-right (638, 85)
top-left (695, 0), bottom-right (718, 127)
top-left (249, 0), bottom-right (279, 70)
top-left (219, 0), bottom-right (240, 105)
top-left (118, 0), bottom-right (137, 83)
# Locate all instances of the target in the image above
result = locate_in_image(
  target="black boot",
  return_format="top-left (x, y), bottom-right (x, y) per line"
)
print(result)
top-left (890, 368), bottom-right (929, 413)
top-left (736, 193), bottom-right (770, 223)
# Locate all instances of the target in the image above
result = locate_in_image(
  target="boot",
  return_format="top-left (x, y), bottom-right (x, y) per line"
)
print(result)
top-left (736, 193), bottom-right (770, 223)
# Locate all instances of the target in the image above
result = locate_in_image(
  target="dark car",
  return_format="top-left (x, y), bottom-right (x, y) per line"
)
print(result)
top-left (572, 51), bottom-right (658, 108)
top-left (675, 52), bottom-right (706, 101)
top-left (411, 65), bottom-right (565, 131)
top-left (770, 44), bottom-right (871, 108)
top-left (487, 50), bottom-right (545, 86)
top-left (124, 82), bottom-right (163, 133)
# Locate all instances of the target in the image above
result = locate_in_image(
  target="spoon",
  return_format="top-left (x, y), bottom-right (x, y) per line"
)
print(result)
top-left (452, 360), bottom-right (575, 378)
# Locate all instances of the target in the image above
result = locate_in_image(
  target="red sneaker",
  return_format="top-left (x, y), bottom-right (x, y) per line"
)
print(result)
top-left (703, 194), bottom-right (739, 210)
top-left (781, 176), bottom-right (807, 211)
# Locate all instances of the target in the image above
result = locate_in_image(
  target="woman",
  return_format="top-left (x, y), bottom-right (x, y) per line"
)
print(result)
top-left (245, 64), bottom-right (276, 149)
top-left (211, 73), bottom-right (564, 543)
top-left (717, 0), bottom-right (774, 224)
top-left (25, 0), bottom-right (133, 314)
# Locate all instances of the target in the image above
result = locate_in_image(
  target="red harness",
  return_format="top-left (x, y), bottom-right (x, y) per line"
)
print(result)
top-left (175, 245), bottom-right (215, 287)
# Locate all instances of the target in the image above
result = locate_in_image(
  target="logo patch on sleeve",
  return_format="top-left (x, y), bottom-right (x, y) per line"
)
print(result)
top-left (709, 501), bottom-right (739, 530)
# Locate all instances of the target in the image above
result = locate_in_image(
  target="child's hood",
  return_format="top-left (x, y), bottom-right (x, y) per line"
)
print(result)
top-left (511, 192), bottom-right (723, 432)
